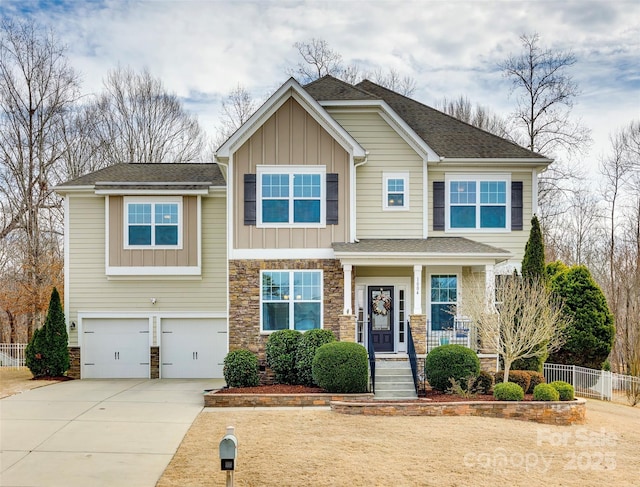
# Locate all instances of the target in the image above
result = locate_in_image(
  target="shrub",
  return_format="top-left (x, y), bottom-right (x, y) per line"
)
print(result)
top-left (550, 381), bottom-right (575, 401)
top-left (495, 370), bottom-right (531, 394)
top-left (533, 383), bottom-right (560, 401)
top-left (527, 371), bottom-right (546, 394)
top-left (295, 329), bottom-right (336, 386)
top-left (266, 330), bottom-right (302, 384)
top-left (447, 377), bottom-right (477, 398)
top-left (493, 382), bottom-right (524, 401)
top-left (474, 370), bottom-right (495, 394)
top-left (312, 342), bottom-right (368, 393)
top-left (512, 353), bottom-right (547, 373)
top-left (425, 345), bottom-right (481, 392)
top-left (25, 327), bottom-right (47, 378)
top-left (223, 349), bottom-right (260, 388)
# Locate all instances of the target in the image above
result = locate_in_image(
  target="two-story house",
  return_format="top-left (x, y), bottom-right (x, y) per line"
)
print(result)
top-left (56, 75), bottom-right (550, 383)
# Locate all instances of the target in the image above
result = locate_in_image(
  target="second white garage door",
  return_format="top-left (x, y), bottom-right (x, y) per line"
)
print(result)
top-left (160, 318), bottom-right (226, 378)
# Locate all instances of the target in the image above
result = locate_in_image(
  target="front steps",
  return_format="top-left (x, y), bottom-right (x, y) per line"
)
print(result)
top-left (374, 359), bottom-right (417, 400)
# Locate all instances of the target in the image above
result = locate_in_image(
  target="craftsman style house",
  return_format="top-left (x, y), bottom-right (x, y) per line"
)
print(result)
top-left (56, 76), bottom-right (550, 383)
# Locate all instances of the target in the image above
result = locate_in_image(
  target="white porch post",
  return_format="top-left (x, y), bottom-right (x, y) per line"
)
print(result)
top-left (485, 264), bottom-right (495, 311)
top-left (413, 265), bottom-right (422, 315)
top-left (343, 264), bottom-right (353, 315)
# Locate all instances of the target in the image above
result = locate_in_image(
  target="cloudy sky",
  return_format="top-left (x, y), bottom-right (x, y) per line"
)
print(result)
top-left (3, 0), bottom-right (639, 177)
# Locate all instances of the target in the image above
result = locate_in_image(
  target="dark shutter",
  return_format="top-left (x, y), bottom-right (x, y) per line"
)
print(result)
top-left (511, 181), bottom-right (523, 230)
top-left (326, 173), bottom-right (339, 225)
top-left (244, 174), bottom-right (256, 225)
top-left (433, 181), bottom-right (445, 231)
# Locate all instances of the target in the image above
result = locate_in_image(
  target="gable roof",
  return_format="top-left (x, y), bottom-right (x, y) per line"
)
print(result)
top-left (304, 75), bottom-right (549, 162)
top-left (55, 163), bottom-right (225, 192)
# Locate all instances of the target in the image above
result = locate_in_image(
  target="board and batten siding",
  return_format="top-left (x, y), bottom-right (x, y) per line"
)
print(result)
top-left (233, 98), bottom-right (350, 250)
top-left (66, 194), bottom-right (227, 346)
top-left (428, 168), bottom-right (533, 262)
top-left (327, 108), bottom-right (425, 239)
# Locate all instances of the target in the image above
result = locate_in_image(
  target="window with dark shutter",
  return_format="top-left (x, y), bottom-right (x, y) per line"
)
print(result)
top-left (433, 181), bottom-right (445, 231)
top-left (326, 173), bottom-right (339, 225)
top-left (244, 174), bottom-right (256, 225)
top-left (511, 181), bottom-right (523, 230)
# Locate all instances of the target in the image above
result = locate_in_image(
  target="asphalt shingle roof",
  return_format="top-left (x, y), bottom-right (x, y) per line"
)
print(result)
top-left (305, 75), bottom-right (546, 160)
top-left (56, 163), bottom-right (226, 190)
top-left (332, 238), bottom-right (510, 255)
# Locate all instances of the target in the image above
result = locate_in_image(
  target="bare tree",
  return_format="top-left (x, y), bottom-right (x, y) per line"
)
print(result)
top-left (460, 276), bottom-right (568, 382)
top-left (89, 66), bottom-right (205, 165)
top-left (215, 84), bottom-right (257, 147)
top-left (0, 19), bottom-right (79, 338)
top-left (437, 95), bottom-right (513, 140)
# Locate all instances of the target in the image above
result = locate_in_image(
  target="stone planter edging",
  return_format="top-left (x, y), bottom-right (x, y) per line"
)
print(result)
top-left (204, 392), bottom-right (375, 408)
top-left (330, 398), bottom-right (587, 425)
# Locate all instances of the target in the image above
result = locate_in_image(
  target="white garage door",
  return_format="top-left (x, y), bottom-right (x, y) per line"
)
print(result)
top-left (82, 318), bottom-right (150, 379)
top-left (161, 318), bottom-right (226, 378)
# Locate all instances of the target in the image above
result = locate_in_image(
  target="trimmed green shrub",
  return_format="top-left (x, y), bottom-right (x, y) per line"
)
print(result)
top-left (533, 383), bottom-right (560, 401)
top-left (526, 371), bottom-right (546, 394)
top-left (495, 370), bottom-right (531, 394)
top-left (223, 349), bottom-right (260, 388)
top-left (312, 342), bottom-right (368, 393)
top-left (493, 382), bottom-right (524, 401)
top-left (295, 329), bottom-right (336, 386)
top-left (522, 215), bottom-right (545, 281)
top-left (425, 344), bottom-right (481, 392)
top-left (512, 352), bottom-right (547, 374)
top-left (25, 288), bottom-right (69, 378)
top-left (266, 330), bottom-right (302, 384)
top-left (473, 370), bottom-right (495, 394)
top-left (550, 381), bottom-right (575, 401)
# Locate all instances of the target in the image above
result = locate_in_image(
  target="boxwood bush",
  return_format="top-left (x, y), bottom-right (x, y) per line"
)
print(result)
top-left (493, 382), bottom-right (524, 401)
top-left (295, 329), bottom-right (336, 386)
top-left (312, 342), bottom-right (368, 393)
top-left (533, 383), bottom-right (560, 401)
top-left (526, 371), bottom-right (546, 394)
top-left (223, 349), bottom-right (260, 388)
top-left (425, 344), bottom-right (481, 392)
top-left (474, 370), bottom-right (495, 394)
top-left (266, 330), bottom-right (302, 384)
top-left (550, 381), bottom-right (575, 401)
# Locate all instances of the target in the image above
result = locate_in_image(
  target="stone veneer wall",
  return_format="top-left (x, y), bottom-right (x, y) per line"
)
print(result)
top-left (67, 347), bottom-right (81, 379)
top-left (229, 259), bottom-right (347, 364)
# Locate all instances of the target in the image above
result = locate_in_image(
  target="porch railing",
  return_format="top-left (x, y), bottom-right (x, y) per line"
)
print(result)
top-left (406, 321), bottom-right (418, 394)
top-left (367, 321), bottom-right (375, 393)
top-left (426, 318), bottom-right (476, 352)
top-left (0, 343), bottom-right (27, 368)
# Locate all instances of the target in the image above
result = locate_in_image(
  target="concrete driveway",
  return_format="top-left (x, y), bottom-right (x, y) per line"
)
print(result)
top-left (0, 378), bottom-right (224, 487)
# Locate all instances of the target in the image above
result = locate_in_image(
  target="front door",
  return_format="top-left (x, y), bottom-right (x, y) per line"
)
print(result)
top-left (369, 286), bottom-right (394, 352)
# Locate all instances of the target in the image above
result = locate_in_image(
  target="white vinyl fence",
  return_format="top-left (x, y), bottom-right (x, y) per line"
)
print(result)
top-left (544, 363), bottom-right (640, 404)
top-left (0, 343), bottom-right (27, 368)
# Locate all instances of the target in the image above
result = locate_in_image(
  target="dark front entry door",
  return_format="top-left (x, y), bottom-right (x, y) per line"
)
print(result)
top-left (369, 286), bottom-right (394, 352)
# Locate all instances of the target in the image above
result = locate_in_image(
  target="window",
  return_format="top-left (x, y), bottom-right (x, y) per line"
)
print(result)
top-left (383, 173), bottom-right (409, 210)
top-left (261, 270), bottom-right (323, 331)
top-left (430, 275), bottom-right (457, 331)
top-left (447, 176), bottom-right (509, 230)
top-left (257, 167), bottom-right (325, 226)
top-left (125, 198), bottom-right (181, 248)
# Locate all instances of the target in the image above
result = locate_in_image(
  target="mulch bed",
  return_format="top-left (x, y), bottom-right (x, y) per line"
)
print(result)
top-left (32, 375), bottom-right (74, 382)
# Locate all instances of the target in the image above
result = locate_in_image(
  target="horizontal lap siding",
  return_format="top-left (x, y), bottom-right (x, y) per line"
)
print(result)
top-left (67, 196), bottom-right (227, 345)
top-left (328, 109), bottom-right (424, 239)
top-left (427, 169), bottom-right (533, 262)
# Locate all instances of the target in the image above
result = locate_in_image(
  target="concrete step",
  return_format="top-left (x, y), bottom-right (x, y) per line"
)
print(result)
top-left (374, 390), bottom-right (417, 400)
top-left (375, 381), bottom-right (416, 391)
top-left (375, 369), bottom-right (413, 378)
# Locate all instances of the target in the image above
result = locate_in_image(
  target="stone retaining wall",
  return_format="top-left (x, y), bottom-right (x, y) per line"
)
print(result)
top-left (330, 398), bottom-right (587, 425)
top-left (204, 392), bottom-right (374, 408)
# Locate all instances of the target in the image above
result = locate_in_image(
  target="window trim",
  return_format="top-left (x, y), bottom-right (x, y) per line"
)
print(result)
top-left (259, 269), bottom-right (324, 333)
top-left (124, 196), bottom-right (183, 249)
top-left (256, 165), bottom-right (326, 228)
top-left (429, 273), bottom-right (459, 332)
top-left (382, 172), bottom-right (410, 211)
top-left (444, 174), bottom-right (511, 232)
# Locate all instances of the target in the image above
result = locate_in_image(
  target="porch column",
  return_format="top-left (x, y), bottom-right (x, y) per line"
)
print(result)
top-left (485, 264), bottom-right (495, 311)
top-left (342, 264), bottom-right (353, 315)
top-left (413, 265), bottom-right (422, 315)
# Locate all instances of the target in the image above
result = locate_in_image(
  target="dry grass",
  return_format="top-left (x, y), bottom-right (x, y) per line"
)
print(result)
top-left (0, 367), bottom-right (58, 399)
top-left (158, 400), bottom-right (639, 487)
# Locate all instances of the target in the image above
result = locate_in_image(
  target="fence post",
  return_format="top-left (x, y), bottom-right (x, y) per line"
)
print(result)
top-left (572, 365), bottom-right (576, 389)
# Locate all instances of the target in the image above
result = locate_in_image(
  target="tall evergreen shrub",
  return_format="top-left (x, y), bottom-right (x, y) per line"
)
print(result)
top-left (522, 215), bottom-right (545, 281)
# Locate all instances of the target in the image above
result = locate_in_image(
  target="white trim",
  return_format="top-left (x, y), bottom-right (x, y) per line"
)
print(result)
top-left (226, 153), bottom-right (234, 266)
top-left (413, 265), bottom-right (423, 315)
top-left (350, 154), bottom-right (357, 242)
top-left (382, 172), bottom-right (410, 211)
top-left (231, 248), bottom-right (335, 259)
top-left (106, 266), bottom-right (202, 276)
top-left (435, 157), bottom-right (551, 166)
top-left (334, 252), bottom-right (512, 267)
top-left (96, 189), bottom-right (210, 196)
top-left (343, 264), bottom-right (353, 315)
top-left (123, 196), bottom-right (183, 250)
top-left (422, 158), bottom-right (429, 238)
top-left (256, 165), bottom-right (326, 228)
top-left (216, 78), bottom-right (365, 160)
top-left (104, 195), bottom-right (110, 277)
top-left (445, 173), bottom-right (511, 233)
top-left (64, 195), bottom-right (70, 336)
top-left (532, 168), bottom-right (539, 216)
top-left (197, 195), bottom-right (202, 273)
